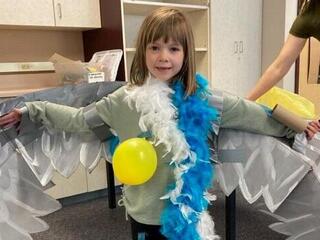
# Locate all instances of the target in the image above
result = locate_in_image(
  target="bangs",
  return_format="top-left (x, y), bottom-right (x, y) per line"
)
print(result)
top-left (146, 15), bottom-right (187, 47)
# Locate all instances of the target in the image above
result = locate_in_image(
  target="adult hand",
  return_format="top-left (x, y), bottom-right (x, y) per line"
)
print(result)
top-left (0, 108), bottom-right (22, 128)
top-left (305, 119), bottom-right (320, 140)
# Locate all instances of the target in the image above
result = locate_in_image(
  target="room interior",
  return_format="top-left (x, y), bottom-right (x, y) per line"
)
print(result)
top-left (0, 0), bottom-right (319, 239)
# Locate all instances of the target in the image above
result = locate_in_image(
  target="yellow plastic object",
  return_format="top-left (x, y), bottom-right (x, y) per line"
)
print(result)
top-left (256, 87), bottom-right (316, 119)
top-left (113, 138), bottom-right (157, 185)
top-left (86, 66), bottom-right (97, 72)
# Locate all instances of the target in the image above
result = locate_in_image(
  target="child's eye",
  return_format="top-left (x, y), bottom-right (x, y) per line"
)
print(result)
top-left (170, 47), bottom-right (181, 52)
top-left (149, 45), bottom-right (159, 51)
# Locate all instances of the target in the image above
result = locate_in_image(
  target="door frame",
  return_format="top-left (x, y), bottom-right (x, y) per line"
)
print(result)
top-left (295, 0), bottom-right (320, 116)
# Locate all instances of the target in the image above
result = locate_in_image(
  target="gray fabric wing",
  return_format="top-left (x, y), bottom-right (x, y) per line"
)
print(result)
top-left (216, 129), bottom-right (320, 239)
top-left (0, 81), bottom-right (124, 240)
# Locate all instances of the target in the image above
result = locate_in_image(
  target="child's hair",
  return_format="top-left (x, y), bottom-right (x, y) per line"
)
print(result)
top-left (130, 7), bottom-right (197, 96)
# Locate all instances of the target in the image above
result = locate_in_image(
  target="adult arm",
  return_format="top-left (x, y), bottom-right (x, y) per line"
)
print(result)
top-left (246, 34), bottom-right (307, 101)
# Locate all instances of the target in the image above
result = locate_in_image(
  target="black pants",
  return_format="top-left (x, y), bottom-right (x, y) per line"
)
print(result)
top-left (130, 216), bottom-right (167, 240)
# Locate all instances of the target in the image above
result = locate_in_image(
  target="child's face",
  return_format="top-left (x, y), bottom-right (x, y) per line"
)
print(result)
top-left (146, 38), bottom-right (184, 82)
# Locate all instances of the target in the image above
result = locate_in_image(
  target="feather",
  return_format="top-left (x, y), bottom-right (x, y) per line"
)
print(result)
top-left (126, 73), bottom-right (220, 239)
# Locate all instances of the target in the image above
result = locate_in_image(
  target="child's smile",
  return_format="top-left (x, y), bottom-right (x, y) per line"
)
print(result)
top-left (146, 38), bottom-right (184, 82)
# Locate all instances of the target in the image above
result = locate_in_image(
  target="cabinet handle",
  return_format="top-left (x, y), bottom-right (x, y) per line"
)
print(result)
top-left (234, 41), bottom-right (238, 54)
top-left (239, 41), bottom-right (243, 53)
top-left (57, 3), bottom-right (62, 19)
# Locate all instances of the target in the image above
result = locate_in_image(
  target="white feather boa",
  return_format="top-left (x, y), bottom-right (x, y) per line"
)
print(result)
top-left (125, 76), bottom-right (191, 163)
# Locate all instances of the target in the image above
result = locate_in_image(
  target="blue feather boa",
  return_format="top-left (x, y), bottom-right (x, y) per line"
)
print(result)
top-left (160, 74), bottom-right (219, 239)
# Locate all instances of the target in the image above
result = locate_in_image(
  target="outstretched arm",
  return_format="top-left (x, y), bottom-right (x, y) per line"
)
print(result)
top-left (220, 93), bottom-right (320, 139)
top-left (246, 34), bottom-right (307, 101)
top-left (0, 86), bottom-right (126, 140)
top-left (0, 102), bottom-right (91, 133)
top-left (0, 83), bottom-right (125, 140)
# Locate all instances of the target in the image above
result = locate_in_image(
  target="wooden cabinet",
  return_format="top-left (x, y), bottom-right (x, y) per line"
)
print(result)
top-left (0, 0), bottom-right (106, 199)
top-left (45, 160), bottom-right (108, 199)
top-left (0, 0), bottom-right (55, 27)
top-left (54, 0), bottom-right (101, 28)
top-left (0, 0), bottom-right (101, 29)
top-left (45, 165), bottom-right (88, 199)
top-left (238, 0), bottom-right (263, 96)
top-left (122, 0), bottom-right (210, 81)
top-left (211, 0), bottom-right (262, 97)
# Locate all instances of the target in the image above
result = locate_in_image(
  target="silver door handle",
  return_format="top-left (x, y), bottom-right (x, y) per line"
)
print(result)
top-left (234, 41), bottom-right (238, 54)
top-left (239, 41), bottom-right (243, 53)
top-left (57, 3), bottom-right (62, 19)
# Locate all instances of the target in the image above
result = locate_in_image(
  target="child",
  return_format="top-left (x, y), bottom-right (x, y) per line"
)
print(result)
top-left (0, 7), bottom-right (319, 240)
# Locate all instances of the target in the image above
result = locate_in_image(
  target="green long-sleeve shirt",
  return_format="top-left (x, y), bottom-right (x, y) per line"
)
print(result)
top-left (25, 86), bottom-right (295, 225)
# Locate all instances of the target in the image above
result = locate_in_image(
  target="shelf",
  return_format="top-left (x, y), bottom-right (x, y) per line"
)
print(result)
top-left (125, 47), bottom-right (208, 52)
top-left (0, 62), bottom-right (54, 73)
top-left (195, 48), bottom-right (208, 52)
top-left (126, 48), bottom-right (136, 52)
top-left (123, 0), bottom-right (208, 15)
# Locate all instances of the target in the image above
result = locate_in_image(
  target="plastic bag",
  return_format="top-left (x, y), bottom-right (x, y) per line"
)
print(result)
top-left (256, 87), bottom-right (316, 119)
top-left (49, 53), bottom-right (87, 84)
top-left (50, 49), bottom-right (123, 84)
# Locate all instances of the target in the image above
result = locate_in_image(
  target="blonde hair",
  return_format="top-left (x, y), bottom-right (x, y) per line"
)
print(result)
top-left (130, 7), bottom-right (197, 96)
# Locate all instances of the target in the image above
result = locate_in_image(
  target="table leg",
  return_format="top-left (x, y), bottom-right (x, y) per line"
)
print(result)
top-left (226, 190), bottom-right (236, 240)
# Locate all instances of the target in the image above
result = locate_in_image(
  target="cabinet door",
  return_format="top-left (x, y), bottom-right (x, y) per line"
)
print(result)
top-left (0, 0), bottom-right (54, 27)
top-left (54, 0), bottom-right (101, 28)
top-left (238, 0), bottom-right (262, 97)
top-left (45, 166), bottom-right (88, 199)
top-left (211, 0), bottom-right (262, 96)
top-left (87, 159), bottom-right (107, 192)
top-left (211, 0), bottom-right (240, 93)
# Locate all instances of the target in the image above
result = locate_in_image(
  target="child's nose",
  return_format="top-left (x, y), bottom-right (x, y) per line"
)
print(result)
top-left (159, 49), bottom-right (169, 62)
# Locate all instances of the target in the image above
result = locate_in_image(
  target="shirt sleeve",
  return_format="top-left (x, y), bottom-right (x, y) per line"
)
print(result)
top-left (220, 93), bottom-right (296, 138)
top-left (289, 4), bottom-right (313, 39)
top-left (290, 17), bottom-right (311, 39)
top-left (25, 86), bottom-right (125, 134)
top-left (94, 86), bottom-right (125, 130)
top-left (25, 101), bottom-right (91, 133)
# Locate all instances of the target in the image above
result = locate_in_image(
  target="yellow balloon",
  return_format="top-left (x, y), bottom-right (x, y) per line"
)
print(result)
top-left (113, 138), bottom-right (157, 185)
top-left (256, 87), bottom-right (316, 119)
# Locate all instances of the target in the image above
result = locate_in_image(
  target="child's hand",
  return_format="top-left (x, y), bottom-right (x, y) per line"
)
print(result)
top-left (0, 108), bottom-right (22, 129)
top-left (305, 119), bottom-right (320, 140)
